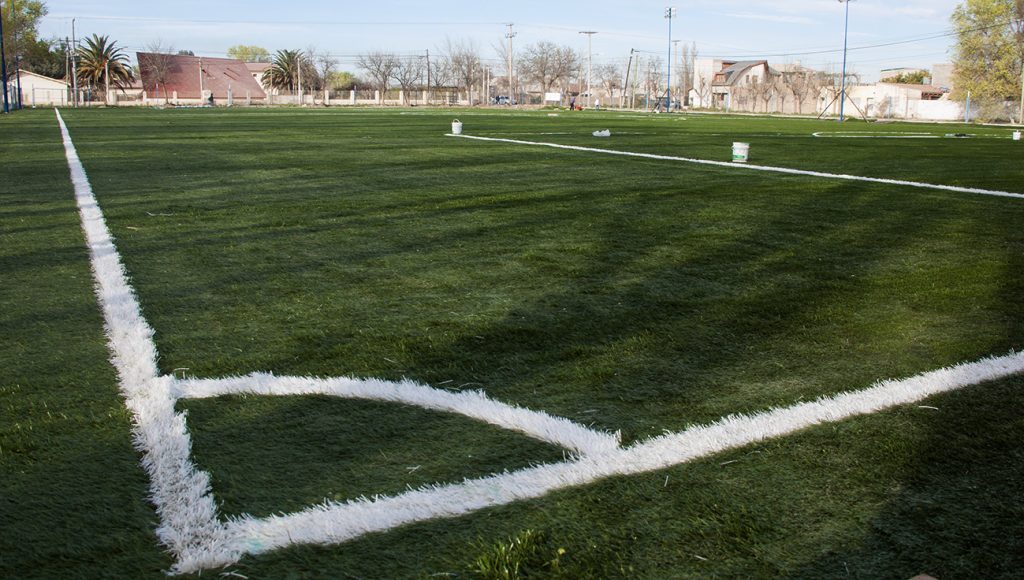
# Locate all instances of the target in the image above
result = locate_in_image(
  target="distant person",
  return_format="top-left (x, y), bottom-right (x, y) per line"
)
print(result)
top-left (594, 98), bottom-right (600, 110)
top-left (570, 97), bottom-right (576, 110)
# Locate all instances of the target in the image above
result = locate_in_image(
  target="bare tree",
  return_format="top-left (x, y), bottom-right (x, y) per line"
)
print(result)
top-left (138, 41), bottom-right (177, 103)
top-left (773, 75), bottom-right (789, 113)
top-left (752, 72), bottom-right (777, 113)
top-left (674, 42), bottom-right (698, 106)
top-left (694, 75), bottom-right (712, 109)
top-left (392, 55), bottom-right (425, 105)
top-left (787, 71), bottom-right (813, 114)
top-left (428, 52), bottom-right (455, 103)
top-left (307, 46), bottom-right (336, 95)
top-left (442, 37), bottom-right (482, 104)
top-left (358, 51), bottom-right (399, 104)
top-left (520, 41), bottom-right (579, 94)
top-left (492, 39), bottom-right (516, 96)
top-left (595, 63), bottom-right (621, 106)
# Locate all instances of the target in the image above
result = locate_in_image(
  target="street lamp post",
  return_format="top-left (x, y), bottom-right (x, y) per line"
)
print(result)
top-left (665, 6), bottom-right (677, 112)
top-left (579, 31), bottom-right (597, 108)
top-left (838, 0), bottom-right (853, 122)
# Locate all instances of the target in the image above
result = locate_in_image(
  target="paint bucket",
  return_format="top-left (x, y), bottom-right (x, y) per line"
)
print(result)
top-left (451, 119), bottom-right (463, 135)
top-left (732, 142), bottom-right (750, 163)
top-left (1014, 130), bottom-right (1021, 141)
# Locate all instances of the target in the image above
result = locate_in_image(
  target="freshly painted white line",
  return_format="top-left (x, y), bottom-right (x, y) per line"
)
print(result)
top-left (225, 351), bottom-right (1024, 559)
top-left (58, 109), bottom-right (1024, 574)
top-left (175, 373), bottom-right (621, 456)
top-left (56, 110), bottom-right (234, 573)
top-left (812, 131), bottom-right (940, 139)
top-left (448, 133), bottom-right (1024, 200)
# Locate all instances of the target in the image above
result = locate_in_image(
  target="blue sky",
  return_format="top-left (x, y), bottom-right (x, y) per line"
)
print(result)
top-left (40, 1), bottom-right (961, 81)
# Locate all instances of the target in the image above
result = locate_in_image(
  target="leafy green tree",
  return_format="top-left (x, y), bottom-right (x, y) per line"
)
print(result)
top-left (263, 49), bottom-right (306, 93)
top-left (227, 45), bottom-right (270, 63)
top-left (951, 0), bottom-right (1024, 110)
top-left (886, 70), bottom-right (930, 84)
top-left (75, 34), bottom-right (134, 96)
top-left (2, 0), bottom-right (47, 78)
top-left (329, 71), bottom-right (357, 90)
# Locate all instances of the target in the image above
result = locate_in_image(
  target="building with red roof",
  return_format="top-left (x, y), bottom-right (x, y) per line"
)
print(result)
top-left (137, 53), bottom-right (266, 102)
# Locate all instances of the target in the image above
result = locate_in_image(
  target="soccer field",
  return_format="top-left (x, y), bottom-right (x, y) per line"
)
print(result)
top-left (3, 107), bottom-right (1024, 577)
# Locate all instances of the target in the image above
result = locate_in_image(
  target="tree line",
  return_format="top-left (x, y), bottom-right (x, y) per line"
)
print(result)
top-left (4, 0), bottom-right (1023, 118)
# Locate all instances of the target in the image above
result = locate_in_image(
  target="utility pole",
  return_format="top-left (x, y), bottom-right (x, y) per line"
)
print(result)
top-left (579, 31), bottom-right (597, 108)
top-left (0, 4), bottom-right (8, 114)
top-left (505, 23), bottom-right (516, 103)
top-left (72, 18), bottom-right (78, 107)
top-left (15, 55), bottom-right (22, 109)
top-left (425, 49), bottom-right (431, 105)
top-left (104, 58), bottom-right (110, 105)
top-left (198, 57), bottom-right (204, 97)
top-left (673, 40), bottom-right (681, 107)
top-left (622, 48), bottom-right (634, 109)
top-left (665, 7), bottom-right (677, 112)
top-left (64, 37), bottom-right (70, 106)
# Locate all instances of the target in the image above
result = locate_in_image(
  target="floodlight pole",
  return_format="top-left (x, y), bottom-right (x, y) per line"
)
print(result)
top-left (665, 7), bottom-right (677, 112)
top-left (838, 0), bottom-right (851, 122)
top-left (579, 31), bottom-right (596, 108)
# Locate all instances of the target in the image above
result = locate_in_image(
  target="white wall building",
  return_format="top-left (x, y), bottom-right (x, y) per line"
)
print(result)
top-left (13, 70), bottom-right (69, 107)
top-left (821, 83), bottom-right (963, 121)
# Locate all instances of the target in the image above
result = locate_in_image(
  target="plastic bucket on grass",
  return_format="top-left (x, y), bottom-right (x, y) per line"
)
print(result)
top-left (732, 142), bottom-right (750, 163)
top-left (1014, 131), bottom-right (1021, 141)
top-left (451, 120), bottom-right (463, 135)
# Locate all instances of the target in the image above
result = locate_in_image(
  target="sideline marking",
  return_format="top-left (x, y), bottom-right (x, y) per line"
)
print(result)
top-left (448, 133), bottom-right (1024, 200)
top-left (57, 110), bottom-right (1024, 573)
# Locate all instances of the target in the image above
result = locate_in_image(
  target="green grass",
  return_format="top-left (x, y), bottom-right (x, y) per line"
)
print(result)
top-left (2, 106), bottom-right (1023, 578)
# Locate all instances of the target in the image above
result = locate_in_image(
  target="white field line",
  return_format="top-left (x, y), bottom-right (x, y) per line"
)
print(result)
top-left (56, 109), bottom-right (234, 572)
top-left (175, 373), bottom-right (621, 456)
top-left (448, 133), bottom-right (1024, 200)
top-left (226, 351), bottom-right (1024, 558)
top-left (57, 109), bottom-right (1024, 573)
top-left (812, 131), bottom-right (941, 139)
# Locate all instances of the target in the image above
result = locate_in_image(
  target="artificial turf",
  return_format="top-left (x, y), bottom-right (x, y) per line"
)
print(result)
top-left (2, 106), bottom-right (1022, 578)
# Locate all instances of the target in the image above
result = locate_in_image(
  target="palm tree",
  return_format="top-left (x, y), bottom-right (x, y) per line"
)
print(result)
top-left (262, 49), bottom-right (303, 94)
top-left (76, 34), bottom-right (134, 99)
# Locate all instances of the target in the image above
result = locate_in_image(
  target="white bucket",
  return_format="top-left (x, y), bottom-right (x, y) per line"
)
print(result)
top-left (451, 119), bottom-right (463, 135)
top-left (732, 142), bottom-right (750, 163)
top-left (1014, 131), bottom-right (1021, 141)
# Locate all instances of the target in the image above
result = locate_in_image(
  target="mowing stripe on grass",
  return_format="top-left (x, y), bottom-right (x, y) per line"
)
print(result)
top-left (449, 133), bottom-right (1024, 200)
top-left (57, 109), bottom-right (1024, 574)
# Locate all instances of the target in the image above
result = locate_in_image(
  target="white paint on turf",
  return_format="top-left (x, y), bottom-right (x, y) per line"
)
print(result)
top-left (175, 373), bottom-right (621, 456)
top-left (57, 109), bottom-right (1024, 574)
top-left (448, 133), bottom-right (1024, 200)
